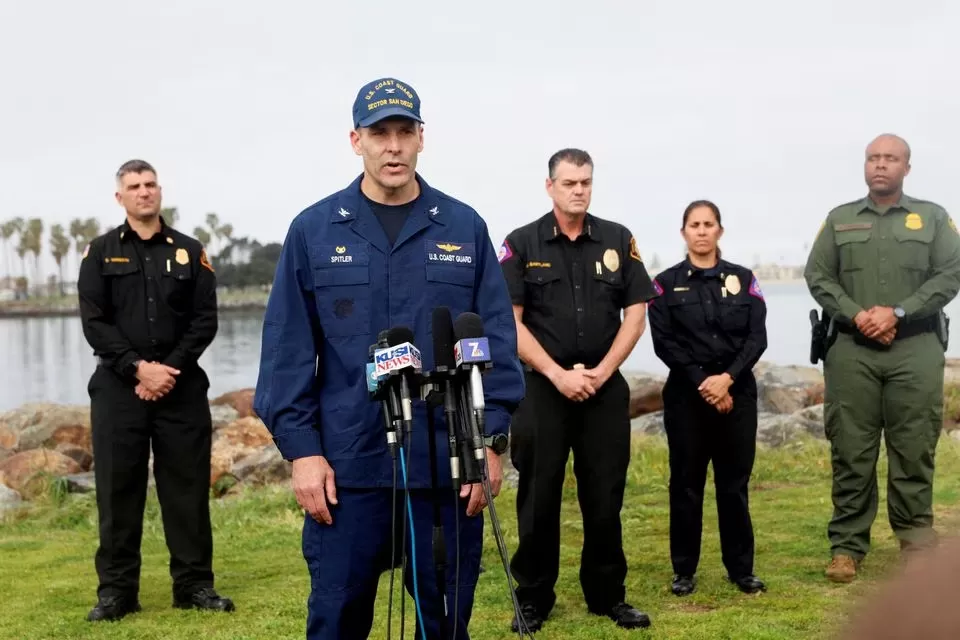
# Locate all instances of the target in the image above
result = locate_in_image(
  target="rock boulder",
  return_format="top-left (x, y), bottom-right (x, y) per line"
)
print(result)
top-left (0, 448), bottom-right (82, 493)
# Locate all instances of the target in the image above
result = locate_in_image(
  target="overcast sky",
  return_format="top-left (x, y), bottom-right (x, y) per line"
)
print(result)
top-left (1, 0), bottom-right (957, 279)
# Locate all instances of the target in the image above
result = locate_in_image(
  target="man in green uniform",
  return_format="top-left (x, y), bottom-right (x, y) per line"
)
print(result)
top-left (804, 133), bottom-right (960, 583)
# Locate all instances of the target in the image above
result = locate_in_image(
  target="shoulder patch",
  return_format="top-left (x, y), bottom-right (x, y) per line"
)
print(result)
top-left (629, 236), bottom-right (642, 262)
top-left (649, 278), bottom-right (664, 305)
top-left (748, 275), bottom-right (764, 300)
top-left (200, 248), bottom-right (214, 272)
top-left (497, 240), bottom-right (514, 264)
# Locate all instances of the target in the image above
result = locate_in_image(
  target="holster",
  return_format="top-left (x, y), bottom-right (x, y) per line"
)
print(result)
top-left (809, 309), bottom-right (837, 364)
top-left (937, 310), bottom-right (950, 351)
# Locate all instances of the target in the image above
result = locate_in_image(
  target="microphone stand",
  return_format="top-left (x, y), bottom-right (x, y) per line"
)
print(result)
top-left (452, 360), bottom-right (534, 638)
top-left (422, 372), bottom-right (451, 640)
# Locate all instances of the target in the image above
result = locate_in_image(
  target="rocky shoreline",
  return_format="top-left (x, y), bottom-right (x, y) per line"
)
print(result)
top-left (4, 360), bottom-right (960, 515)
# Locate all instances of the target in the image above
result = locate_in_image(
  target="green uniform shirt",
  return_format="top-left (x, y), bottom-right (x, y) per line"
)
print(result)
top-left (804, 194), bottom-right (960, 323)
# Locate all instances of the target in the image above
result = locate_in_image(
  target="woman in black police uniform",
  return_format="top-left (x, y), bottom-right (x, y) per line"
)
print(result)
top-left (647, 200), bottom-right (768, 597)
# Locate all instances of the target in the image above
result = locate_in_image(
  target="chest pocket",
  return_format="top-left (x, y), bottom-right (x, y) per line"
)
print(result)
top-left (424, 240), bottom-right (477, 314)
top-left (161, 260), bottom-right (194, 310)
top-left (892, 220), bottom-right (935, 272)
top-left (665, 290), bottom-right (703, 323)
top-left (719, 294), bottom-right (751, 335)
top-left (523, 268), bottom-right (563, 311)
top-left (833, 226), bottom-right (873, 271)
top-left (102, 260), bottom-right (140, 306)
top-left (311, 244), bottom-right (372, 338)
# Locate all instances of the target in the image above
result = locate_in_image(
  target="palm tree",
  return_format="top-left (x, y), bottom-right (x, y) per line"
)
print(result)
top-left (1, 220), bottom-right (16, 281)
top-left (16, 235), bottom-right (29, 293)
top-left (68, 218), bottom-right (89, 276)
top-left (193, 226), bottom-right (211, 247)
top-left (161, 207), bottom-right (179, 228)
top-left (5, 217), bottom-right (25, 280)
top-left (83, 217), bottom-right (101, 248)
top-left (25, 219), bottom-right (43, 290)
top-left (50, 224), bottom-right (71, 295)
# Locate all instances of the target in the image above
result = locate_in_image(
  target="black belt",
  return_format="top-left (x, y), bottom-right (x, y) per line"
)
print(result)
top-left (837, 316), bottom-right (936, 341)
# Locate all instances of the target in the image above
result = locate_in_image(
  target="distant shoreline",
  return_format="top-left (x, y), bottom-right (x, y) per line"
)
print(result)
top-left (0, 279), bottom-right (809, 319)
top-left (0, 300), bottom-right (267, 320)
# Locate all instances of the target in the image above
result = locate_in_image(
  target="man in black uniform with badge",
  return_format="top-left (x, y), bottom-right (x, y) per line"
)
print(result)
top-left (77, 159), bottom-right (234, 622)
top-left (499, 148), bottom-right (656, 632)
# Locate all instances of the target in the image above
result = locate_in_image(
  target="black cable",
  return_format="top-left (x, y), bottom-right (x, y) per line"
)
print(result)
top-left (453, 482), bottom-right (460, 640)
top-left (400, 429), bottom-right (409, 639)
top-left (425, 401), bottom-right (451, 640)
top-left (387, 456), bottom-right (397, 640)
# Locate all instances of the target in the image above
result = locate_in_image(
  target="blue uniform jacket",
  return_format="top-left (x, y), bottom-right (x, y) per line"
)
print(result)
top-left (254, 174), bottom-right (526, 489)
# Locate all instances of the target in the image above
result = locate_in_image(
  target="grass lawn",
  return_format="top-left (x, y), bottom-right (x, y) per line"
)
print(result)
top-left (4, 433), bottom-right (960, 639)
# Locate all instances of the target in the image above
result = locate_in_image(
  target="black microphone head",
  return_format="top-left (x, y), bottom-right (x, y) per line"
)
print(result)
top-left (377, 329), bottom-right (391, 347)
top-left (385, 326), bottom-right (415, 347)
top-left (432, 307), bottom-right (456, 370)
top-left (453, 312), bottom-right (484, 340)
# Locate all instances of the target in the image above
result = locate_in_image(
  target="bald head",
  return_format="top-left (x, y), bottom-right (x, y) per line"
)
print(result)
top-left (867, 134), bottom-right (911, 162)
top-left (864, 134), bottom-right (911, 200)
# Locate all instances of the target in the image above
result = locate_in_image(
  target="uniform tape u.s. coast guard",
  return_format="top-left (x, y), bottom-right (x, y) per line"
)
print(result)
top-left (426, 240), bottom-right (475, 266)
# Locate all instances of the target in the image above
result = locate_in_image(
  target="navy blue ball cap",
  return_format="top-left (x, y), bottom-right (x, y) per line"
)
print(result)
top-left (352, 77), bottom-right (424, 128)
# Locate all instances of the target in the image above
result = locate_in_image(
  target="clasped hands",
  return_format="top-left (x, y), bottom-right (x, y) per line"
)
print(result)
top-left (549, 363), bottom-right (612, 403)
top-left (854, 306), bottom-right (898, 345)
top-left (134, 361), bottom-right (181, 401)
top-left (699, 373), bottom-right (734, 414)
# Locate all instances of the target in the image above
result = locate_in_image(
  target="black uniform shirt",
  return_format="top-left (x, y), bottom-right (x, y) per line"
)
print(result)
top-left (499, 212), bottom-right (656, 369)
top-left (77, 219), bottom-right (218, 379)
top-left (647, 258), bottom-right (767, 387)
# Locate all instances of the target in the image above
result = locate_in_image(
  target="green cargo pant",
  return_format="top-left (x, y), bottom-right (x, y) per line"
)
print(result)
top-left (823, 331), bottom-right (944, 560)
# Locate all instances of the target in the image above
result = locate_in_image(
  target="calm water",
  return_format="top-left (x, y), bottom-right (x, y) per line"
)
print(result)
top-left (4, 282), bottom-right (960, 411)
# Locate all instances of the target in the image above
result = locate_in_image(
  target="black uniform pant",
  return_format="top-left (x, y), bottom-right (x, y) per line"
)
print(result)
top-left (509, 370), bottom-right (631, 615)
top-left (662, 370), bottom-right (758, 579)
top-left (88, 365), bottom-right (215, 599)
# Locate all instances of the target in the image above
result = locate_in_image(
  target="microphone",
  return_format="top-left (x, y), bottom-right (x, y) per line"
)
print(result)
top-left (370, 336), bottom-right (401, 456)
top-left (374, 326), bottom-right (423, 438)
top-left (431, 306), bottom-right (462, 492)
top-left (453, 312), bottom-right (492, 467)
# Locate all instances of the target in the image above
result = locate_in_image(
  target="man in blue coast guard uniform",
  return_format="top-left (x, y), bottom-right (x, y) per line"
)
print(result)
top-left (253, 77), bottom-right (525, 639)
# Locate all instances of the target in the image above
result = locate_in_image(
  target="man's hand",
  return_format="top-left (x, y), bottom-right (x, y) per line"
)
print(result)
top-left (859, 306), bottom-right (898, 339)
top-left (876, 325), bottom-right (897, 345)
top-left (715, 393), bottom-right (734, 414)
top-left (548, 367), bottom-right (596, 402)
top-left (135, 361), bottom-right (180, 396)
top-left (292, 456), bottom-right (338, 525)
top-left (460, 447), bottom-right (503, 517)
top-left (581, 363), bottom-right (613, 391)
top-left (699, 373), bottom-right (733, 405)
top-left (134, 383), bottom-right (162, 401)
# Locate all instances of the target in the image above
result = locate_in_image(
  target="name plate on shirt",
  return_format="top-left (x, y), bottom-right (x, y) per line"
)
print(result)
top-left (315, 244), bottom-right (370, 266)
top-left (425, 240), bottom-right (475, 266)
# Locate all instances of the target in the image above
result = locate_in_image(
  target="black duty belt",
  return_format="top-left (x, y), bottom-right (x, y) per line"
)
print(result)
top-left (837, 316), bottom-right (936, 341)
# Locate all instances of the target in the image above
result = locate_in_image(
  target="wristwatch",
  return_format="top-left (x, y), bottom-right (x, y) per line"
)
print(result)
top-left (126, 359), bottom-right (144, 378)
top-left (893, 306), bottom-right (906, 320)
top-left (483, 433), bottom-right (509, 455)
